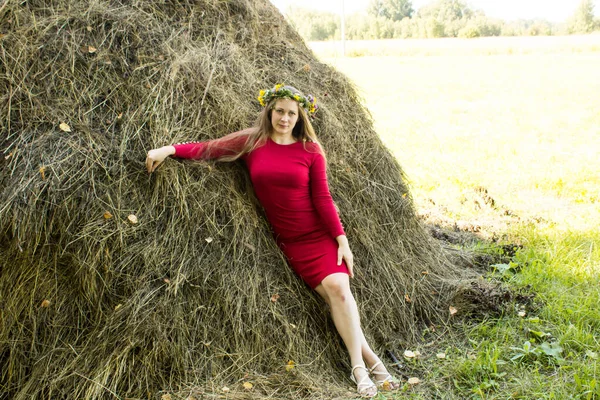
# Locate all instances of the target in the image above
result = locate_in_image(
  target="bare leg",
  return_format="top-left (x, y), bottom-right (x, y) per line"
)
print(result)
top-left (314, 273), bottom-right (376, 396)
top-left (315, 277), bottom-right (400, 390)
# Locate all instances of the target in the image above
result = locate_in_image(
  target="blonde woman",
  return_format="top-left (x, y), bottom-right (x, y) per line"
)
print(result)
top-left (145, 85), bottom-right (400, 397)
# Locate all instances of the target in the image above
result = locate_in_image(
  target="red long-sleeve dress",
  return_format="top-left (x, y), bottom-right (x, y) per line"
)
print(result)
top-left (172, 132), bottom-right (349, 288)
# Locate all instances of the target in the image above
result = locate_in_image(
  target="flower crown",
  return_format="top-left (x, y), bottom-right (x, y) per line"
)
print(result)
top-left (257, 84), bottom-right (318, 116)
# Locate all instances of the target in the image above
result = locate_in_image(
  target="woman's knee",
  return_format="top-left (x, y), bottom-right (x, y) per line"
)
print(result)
top-left (321, 273), bottom-right (351, 302)
top-left (314, 284), bottom-right (331, 305)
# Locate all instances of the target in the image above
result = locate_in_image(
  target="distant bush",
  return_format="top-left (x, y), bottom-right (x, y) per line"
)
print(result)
top-left (458, 24), bottom-right (480, 38)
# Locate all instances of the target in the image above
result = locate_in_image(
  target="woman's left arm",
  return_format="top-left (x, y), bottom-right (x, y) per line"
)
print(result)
top-left (309, 151), bottom-right (354, 277)
top-left (336, 234), bottom-right (354, 278)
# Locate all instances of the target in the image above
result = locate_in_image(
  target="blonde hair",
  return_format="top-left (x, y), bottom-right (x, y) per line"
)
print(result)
top-left (205, 86), bottom-right (325, 162)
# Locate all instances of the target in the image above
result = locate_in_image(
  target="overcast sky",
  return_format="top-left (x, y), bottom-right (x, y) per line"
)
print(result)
top-left (270, 0), bottom-right (600, 22)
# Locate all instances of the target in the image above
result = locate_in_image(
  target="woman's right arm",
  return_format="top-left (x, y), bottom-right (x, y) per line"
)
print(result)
top-left (146, 145), bottom-right (175, 173)
top-left (145, 129), bottom-right (252, 173)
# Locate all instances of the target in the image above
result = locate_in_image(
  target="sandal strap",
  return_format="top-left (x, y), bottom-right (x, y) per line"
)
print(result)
top-left (369, 361), bottom-right (400, 388)
top-left (368, 360), bottom-right (383, 374)
top-left (351, 365), bottom-right (377, 397)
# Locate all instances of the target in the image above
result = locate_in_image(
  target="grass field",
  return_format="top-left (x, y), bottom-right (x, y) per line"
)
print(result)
top-left (312, 36), bottom-right (600, 399)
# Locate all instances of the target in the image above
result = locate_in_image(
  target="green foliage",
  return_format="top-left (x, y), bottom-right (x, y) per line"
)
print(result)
top-left (418, 0), bottom-right (474, 21)
top-left (367, 0), bottom-right (414, 21)
top-left (568, 0), bottom-right (597, 34)
top-left (510, 340), bottom-right (563, 365)
top-left (283, 0), bottom-right (577, 41)
top-left (285, 7), bottom-right (338, 41)
top-left (458, 23), bottom-right (480, 38)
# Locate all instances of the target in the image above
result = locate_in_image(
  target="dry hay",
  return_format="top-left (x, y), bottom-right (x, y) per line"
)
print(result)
top-left (0, 0), bottom-right (471, 398)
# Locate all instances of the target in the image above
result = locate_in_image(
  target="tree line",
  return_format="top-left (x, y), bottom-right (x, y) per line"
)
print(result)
top-left (285, 0), bottom-right (599, 41)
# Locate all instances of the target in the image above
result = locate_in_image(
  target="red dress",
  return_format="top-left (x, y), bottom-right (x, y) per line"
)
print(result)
top-left (172, 133), bottom-right (349, 288)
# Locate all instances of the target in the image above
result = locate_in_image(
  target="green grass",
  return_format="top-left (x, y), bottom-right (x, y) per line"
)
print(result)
top-left (312, 37), bottom-right (600, 399)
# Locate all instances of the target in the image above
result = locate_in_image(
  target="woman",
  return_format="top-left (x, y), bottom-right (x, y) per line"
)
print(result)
top-left (145, 84), bottom-right (400, 398)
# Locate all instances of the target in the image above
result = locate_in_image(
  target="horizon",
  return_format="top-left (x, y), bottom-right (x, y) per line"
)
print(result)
top-left (270, 0), bottom-right (600, 23)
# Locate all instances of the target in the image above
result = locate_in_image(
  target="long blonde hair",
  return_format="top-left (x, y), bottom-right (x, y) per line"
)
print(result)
top-left (206, 86), bottom-right (325, 162)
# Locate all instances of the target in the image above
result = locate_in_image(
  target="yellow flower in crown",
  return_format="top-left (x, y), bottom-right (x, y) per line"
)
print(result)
top-left (293, 94), bottom-right (301, 101)
top-left (274, 84), bottom-right (283, 91)
top-left (257, 89), bottom-right (267, 106)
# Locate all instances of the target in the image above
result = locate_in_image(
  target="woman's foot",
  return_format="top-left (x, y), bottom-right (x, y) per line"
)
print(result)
top-left (368, 361), bottom-right (401, 391)
top-left (351, 365), bottom-right (377, 398)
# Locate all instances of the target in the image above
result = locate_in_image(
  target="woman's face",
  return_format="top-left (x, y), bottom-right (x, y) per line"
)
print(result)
top-left (270, 98), bottom-right (299, 136)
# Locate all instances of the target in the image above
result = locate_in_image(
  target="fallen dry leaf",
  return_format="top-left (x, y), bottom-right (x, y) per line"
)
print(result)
top-left (449, 306), bottom-right (458, 315)
top-left (205, 237), bottom-right (213, 243)
top-left (270, 293), bottom-right (280, 303)
top-left (404, 350), bottom-right (416, 358)
top-left (86, 25), bottom-right (93, 32)
top-left (41, 299), bottom-right (50, 308)
top-left (39, 166), bottom-right (46, 180)
top-left (59, 122), bottom-right (71, 132)
top-left (221, 386), bottom-right (229, 393)
top-left (421, 270), bottom-right (429, 275)
top-left (302, 64), bottom-right (311, 72)
top-left (242, 382), bottom-right (253, 390)
top-left (436, 353), bottom-right (446, 359)
top-left (127, 214), bottom-right (138, 224)
top-left (408, 377), bottom-right (420, 385)
top-left (161, 394), bottom-right (172, 400)
top-left (404, 294), bottom-right (411, 303)
top-left (285, 360), bottom-right (295, 372)
top-left (103, 211), bottom-right (113, 219)
top-left (163, 278), bottom-right (171, 284)
top-left (518, 311), bottom-right (526, 317)
top-left (88, 46), bottom-right (97, 53)
top-left (289, 323), bottom-right (297, 329)
top-left (114, 304), bottom-right (122, 311)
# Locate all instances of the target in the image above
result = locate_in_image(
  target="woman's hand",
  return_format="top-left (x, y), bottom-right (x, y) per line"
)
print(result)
top-left (336, 235), bottom-right (354, 278)
top-left (145, 145), bottom-right (175, 173)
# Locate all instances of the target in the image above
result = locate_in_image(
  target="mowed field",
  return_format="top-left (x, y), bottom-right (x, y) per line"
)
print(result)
top-left (312, 35), bottom-right (600, 232)
top-left (311, 36), bottom-right (600, 399)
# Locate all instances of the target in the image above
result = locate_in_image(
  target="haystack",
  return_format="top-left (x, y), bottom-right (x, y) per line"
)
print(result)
top-left (1, 1), bottom-right (467, 398)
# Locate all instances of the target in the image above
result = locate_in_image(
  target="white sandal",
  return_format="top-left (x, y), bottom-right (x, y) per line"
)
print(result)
top-left (368, 361), bottom-right (401, 391)
top-left (350, 365), bottom-right (378, 398)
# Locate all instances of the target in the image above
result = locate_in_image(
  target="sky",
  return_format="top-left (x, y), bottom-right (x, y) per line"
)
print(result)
top-left (270, 0), bottom-right (600, 22)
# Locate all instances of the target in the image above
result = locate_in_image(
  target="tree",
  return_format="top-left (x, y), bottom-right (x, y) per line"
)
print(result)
top-left (418, 0), bottom-right (473, 22)
top-left (567, 0), bottom-right (596, 34)
top-left (368, 0), bottom-right (414, 21)
top-left (285, 7), bottom-right (338, 41)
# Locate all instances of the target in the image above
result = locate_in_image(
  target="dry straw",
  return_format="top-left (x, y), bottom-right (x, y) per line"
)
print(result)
top-left (0, 0), bottom-right (471, 398)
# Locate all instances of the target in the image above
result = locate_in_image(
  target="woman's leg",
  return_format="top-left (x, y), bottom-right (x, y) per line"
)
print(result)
top-left (314, 276), bottom-right (400, 390)
top-left (314, 283), bottom-right (378, 364)
top-left (314, 273), bottom-right (376, 395)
